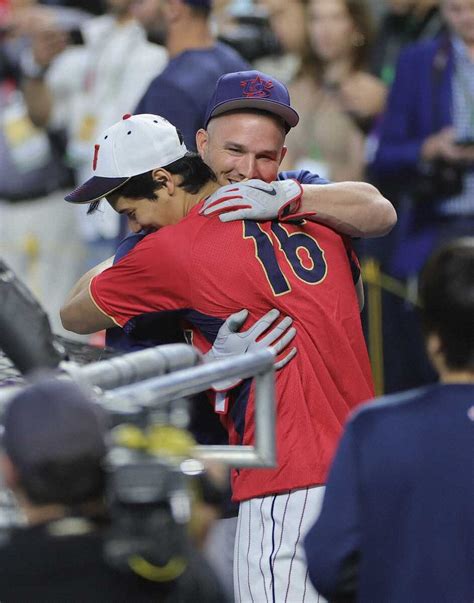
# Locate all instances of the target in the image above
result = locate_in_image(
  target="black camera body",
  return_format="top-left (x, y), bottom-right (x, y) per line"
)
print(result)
top-left (414, 159), bottom-right (465, 203)
top-left (219, 11), bottom-right (281, 63)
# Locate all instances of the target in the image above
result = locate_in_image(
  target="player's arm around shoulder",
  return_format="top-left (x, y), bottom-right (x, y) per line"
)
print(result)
top-left (200, 179), bottom-right (397, 238)
top-left (299, 181), bottom-right (397, 238)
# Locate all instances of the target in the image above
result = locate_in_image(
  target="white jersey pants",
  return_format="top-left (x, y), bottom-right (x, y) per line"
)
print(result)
top-left (234, 485), bottom-right (326, 603)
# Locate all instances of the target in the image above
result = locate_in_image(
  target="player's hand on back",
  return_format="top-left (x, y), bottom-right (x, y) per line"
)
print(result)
top-left (200, 179), bottom-right (304, 222)
top-left (206, 308), bottom-right (297, 391)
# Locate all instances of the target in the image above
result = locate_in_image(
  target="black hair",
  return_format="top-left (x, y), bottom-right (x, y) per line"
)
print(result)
top-left (87, 152), bottom-right (215, 214)
top-left (419, 237), bottom-right (474, 370)
top-left (19, 456), bottom-right (106, 506)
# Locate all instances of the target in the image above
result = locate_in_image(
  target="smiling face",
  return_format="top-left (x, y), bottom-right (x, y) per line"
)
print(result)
top-left (107, 170), bottom-right (186, 233)
top-left (109, 197), bottom-right (163, 233)
top-left (196, 111), bottom-right (287, 186)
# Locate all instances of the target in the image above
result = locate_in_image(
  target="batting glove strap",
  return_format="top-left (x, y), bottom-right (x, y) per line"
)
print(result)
top-left (274, 179), bottom-right (304, 219)
top-left (201, 179), bottom-right (305, 222)
top-left (278, 180), bottom-right (317, 223)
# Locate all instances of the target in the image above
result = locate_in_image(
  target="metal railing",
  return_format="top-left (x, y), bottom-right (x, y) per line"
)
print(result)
top-left (362, 258), bottom-right (421, 395)
top-left (60, 344), bottom-right (202, 390)
top-left (0, 344), bottom-right (277, 469)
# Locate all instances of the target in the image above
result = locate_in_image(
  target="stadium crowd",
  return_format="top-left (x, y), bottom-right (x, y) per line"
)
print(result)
top-left (0, 0), bottom-right (473, 600)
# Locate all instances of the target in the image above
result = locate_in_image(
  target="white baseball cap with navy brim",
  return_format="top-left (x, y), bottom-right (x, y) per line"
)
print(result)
top-left (65, 113), bottom-right (188, 204)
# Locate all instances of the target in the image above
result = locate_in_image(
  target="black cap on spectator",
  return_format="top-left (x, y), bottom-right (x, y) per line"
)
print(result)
top-left (2, 377), bottom-right (106, 473)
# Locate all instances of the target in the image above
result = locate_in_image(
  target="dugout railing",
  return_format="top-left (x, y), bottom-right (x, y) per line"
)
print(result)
top-left (0, 345), bottom-right (277, 469)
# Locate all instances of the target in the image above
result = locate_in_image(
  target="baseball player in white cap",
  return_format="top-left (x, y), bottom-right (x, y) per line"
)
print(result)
top-left (61, 110), bottom-right (377, 603)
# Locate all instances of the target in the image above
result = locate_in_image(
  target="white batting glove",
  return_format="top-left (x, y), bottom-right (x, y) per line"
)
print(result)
top-left (205, 308), bottom-right (297, 392)
top-left (200, 179), bottom-right (307, 222)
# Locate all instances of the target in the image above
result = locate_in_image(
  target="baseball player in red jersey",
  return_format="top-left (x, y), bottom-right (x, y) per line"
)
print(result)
top-left (61, 112), bottom-right (375, 602)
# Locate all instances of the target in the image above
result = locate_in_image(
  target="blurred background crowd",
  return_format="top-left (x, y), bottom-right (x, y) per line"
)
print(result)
top-left (1, 0), bottom-right (473, 398)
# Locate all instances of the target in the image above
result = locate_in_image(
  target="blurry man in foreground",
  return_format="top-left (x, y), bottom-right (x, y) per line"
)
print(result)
top-left (0, 376), bottom-right (225, 602)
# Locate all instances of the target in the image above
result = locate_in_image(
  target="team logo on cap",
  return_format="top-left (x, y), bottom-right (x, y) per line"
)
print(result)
top-left (240, 75), bottom-right (274, 98)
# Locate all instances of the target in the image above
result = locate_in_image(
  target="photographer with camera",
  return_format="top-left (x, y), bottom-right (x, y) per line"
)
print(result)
top-left (367, 0), bottom-right (474, 393)
top-left (0, 376), bottom-right (225, 602)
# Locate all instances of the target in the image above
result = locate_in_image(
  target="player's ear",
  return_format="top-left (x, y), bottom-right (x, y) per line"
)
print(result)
top-left (151, 168), bottom-right (176, 195)
top-left (196, 128), bottom-right (209, 159)
top-left (279, 145), bottom-right (288, 166)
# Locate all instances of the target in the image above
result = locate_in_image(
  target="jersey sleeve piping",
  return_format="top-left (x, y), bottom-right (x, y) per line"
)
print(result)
top-left (89, 277), bottom-right (124, 328)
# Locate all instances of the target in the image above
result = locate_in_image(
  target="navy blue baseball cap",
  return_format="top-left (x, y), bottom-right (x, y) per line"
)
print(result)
top-left (2, 377), bottom-right (106, 472)
top-left (204, 70), bottom-right (299, 130)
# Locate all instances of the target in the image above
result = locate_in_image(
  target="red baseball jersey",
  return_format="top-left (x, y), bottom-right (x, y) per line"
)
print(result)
top-left (91, 202), bottom-right (374, 501)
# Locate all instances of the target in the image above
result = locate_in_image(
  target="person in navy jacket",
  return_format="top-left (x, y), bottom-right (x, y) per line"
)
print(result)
top-left (370, 0), bottom-right (474, 269)
top-left (366, 0), bottom-right (474, 394)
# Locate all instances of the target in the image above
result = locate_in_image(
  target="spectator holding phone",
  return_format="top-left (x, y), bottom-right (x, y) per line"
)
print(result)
top-left (371, 0), bottom-right (474, 234)
top-left (366, 0), bottom-right (474, 393)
